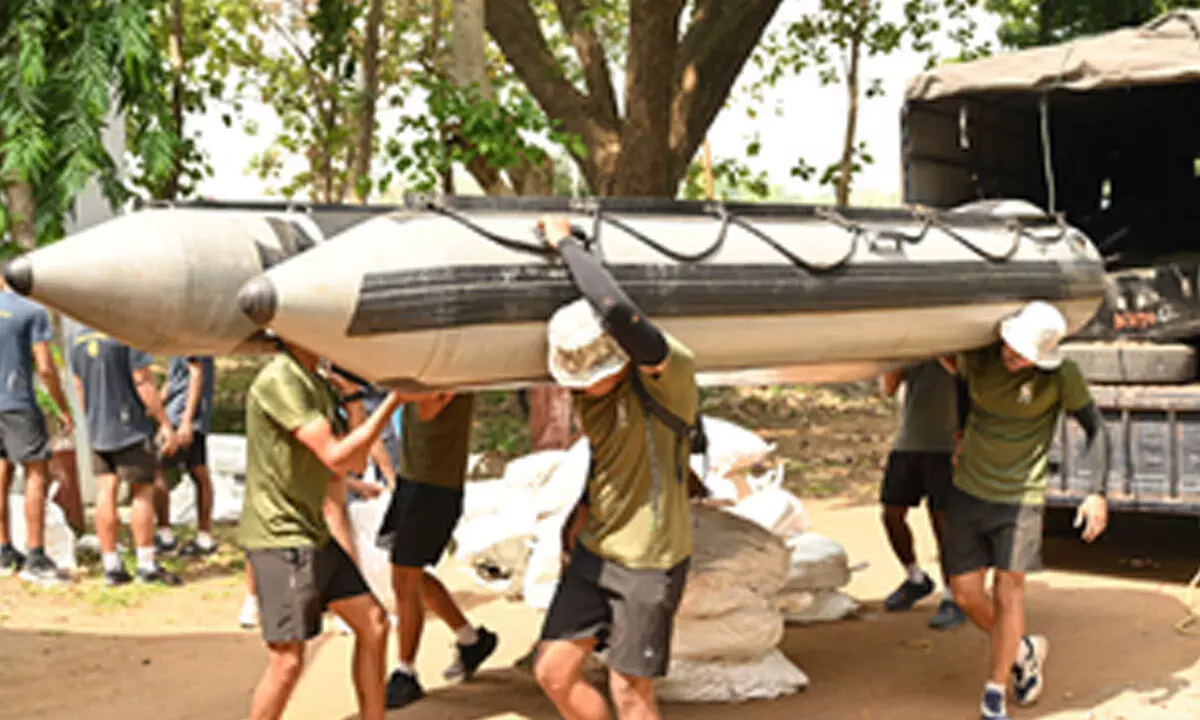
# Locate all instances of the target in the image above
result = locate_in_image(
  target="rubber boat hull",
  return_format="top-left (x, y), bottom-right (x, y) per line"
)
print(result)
top-left (240, 197), bottom-right (1107, 390)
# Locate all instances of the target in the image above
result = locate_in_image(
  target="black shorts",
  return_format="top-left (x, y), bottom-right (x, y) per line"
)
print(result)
top-left (943, 485), bottom-right (1045, 576)
top-left (246, 540), bottom-right (371, 644)
top-left (160, 431), bottom-right (207, 472)
top-left (881, 451), bottom-right (954, 511)
top-left (91, 438), bottom-right (157, 485)
top-left (376, 477), bottom-right (463, 568)
top-left (540, 544), bottom-right (689, 679)
top-left (0, 409), bottom-right (49, 463)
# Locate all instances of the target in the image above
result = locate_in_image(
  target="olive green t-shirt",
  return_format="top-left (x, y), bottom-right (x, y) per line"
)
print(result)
top-left (955, 343), bottom-right (1092, 506)
top-left (238, 354), bottom-right (339, 549)
top-left (894, 360), bottom-right (958, 454)
top-left (398, 394), bottom-right (474, 490)
top-left (576, 335), bottom-right (697, 570)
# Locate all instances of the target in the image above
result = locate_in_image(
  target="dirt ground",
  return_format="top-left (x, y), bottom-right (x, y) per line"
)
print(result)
top-left (3, 390), bottom-right (1200, 720)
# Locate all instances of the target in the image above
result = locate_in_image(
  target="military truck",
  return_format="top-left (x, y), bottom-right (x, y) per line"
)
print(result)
top-left (902, 10), bottom-right (1200, 515)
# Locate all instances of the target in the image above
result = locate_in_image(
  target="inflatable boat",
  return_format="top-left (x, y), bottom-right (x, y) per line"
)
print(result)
top-left (233, 196), bottom-right (1106, 390)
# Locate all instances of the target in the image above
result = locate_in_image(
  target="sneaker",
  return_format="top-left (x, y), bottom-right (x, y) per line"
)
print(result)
top-left (136, 566), bottom-right (183, 586)
top-left (154, 535), bottom-right (179, 555)
top-left (19, 551), bottom-right (64, 585)
top-left (385, 670), bottom-right (425, 709)
top-left (1012, 635), bottom-right (1049, 706)
top-left (444, 626), bottom-right (500, 680)
top-left (177, 540), bottom-right (217, 558)
top-left (883, 575), bottom-right (935, 611)
top-left (980, 686), bottom-right (1010, 719)
top-left (928, 598), bottom-right (967, 630)
top-left (0, 545), bottom-right (25, 576)
top-left (105, 567), bottom-right (134, 586)
top-left (238, 595), bottom-right (259, 629)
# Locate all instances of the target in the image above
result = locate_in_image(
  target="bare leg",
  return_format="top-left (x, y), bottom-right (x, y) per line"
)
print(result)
top-left (610, 670), bottom-right (661, 720)
top-left (420, 572), bottom-right (469, 631)
top-left (153, 468), bottom-right (172, 530)
top-left (950, 569), bottom-right (994, 631)
top-left (329, 593), bottom-right (390, 720)
top-left (22, 460), bottom-right (50, 550)
top-left (0, 459), bottom-right (13, 545)
top-left (248, 642), bottom-right (305, 720)
top-left (130, 482), bottom-right (156, 552)
top-left (929, 508), bottom-right (951, 585)
top-left (95, 474), bottom-right (121, 554)
top-left (191, 464), bottom-right (213, 534)
top-left (991, 571), bottom-right (1027, 685)
top-left (882, 505), bottom-right (917, 568)
top-left (535, 638), bottom-right (610, 720)
top-left (392, 565), bottom-right (426, 666)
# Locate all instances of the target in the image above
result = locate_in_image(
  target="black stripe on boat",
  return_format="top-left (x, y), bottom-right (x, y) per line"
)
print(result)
top-left (346, 261), bottom-right (1102, 337)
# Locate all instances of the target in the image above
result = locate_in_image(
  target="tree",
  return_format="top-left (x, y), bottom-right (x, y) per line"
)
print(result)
top-left (985, 0), bottom-right (1200, 48)
top-left (748, 0), bottom-right (982, 205)
top-left (0, 0), bottom-right (178, 252)
top-left (483, 1), bottom-right (786, 197)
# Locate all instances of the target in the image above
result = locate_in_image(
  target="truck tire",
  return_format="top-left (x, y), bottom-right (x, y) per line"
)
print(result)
top-left (1061, 342), bottom-right (1196, 384)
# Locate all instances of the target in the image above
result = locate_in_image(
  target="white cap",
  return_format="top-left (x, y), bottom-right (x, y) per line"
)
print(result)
top-left (999, 301), bottom-right (1067, 370)
top-left (546, 298), bottom-right (629, 389)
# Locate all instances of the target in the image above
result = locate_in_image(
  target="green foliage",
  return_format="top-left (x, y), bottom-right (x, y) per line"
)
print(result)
top-left (389, 74), bottom-right (585, 194)
top-left (0, 0), bottom-right (179, 244)
top-left (984, 0), bottom-right (1200, 48)
top-left (678, 154), bottom-right (774, 202)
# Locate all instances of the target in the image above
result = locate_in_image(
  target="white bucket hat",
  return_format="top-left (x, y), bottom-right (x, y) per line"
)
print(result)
top-left (999, 301), bottom-right (1067, 370)
top-left (547, 298), bottom-right (629, 389)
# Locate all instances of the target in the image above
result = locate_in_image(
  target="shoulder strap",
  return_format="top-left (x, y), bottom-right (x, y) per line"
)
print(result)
top-left (627, 369), bottom-right (708, 454)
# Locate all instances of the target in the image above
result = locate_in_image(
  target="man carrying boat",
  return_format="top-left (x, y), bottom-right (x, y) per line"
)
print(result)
top-left (939, 301), bottom-right (1110, 720)
top-left (877, 360), bottom-right (966, 629)
top-left (238, 342), bottom-right (401, 720)
top-left (534, 216), bottom-right (697, 720)
top-left (379, 392), bottom-right (499, 709)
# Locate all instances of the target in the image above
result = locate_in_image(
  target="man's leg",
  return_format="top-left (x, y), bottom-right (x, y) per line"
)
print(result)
top-left (329, 593), bottom-right (390, 720)
top-left (94, 471), bottom-right (132, 583)
top-left (21, 460), bottom-right (49, 552)
top-left (420, 571), bottom-right (499, 679)
top-left (153, 467), bottom-right (178, 553)
top-left (192, 463), bottom-right (214, 535)
top-left (991, 570), bottom-right (1025, 685)
top-left (393, 565), bottom-right (426, 668)
top-left (883, 505), bottom-right (918, 571)
top-left (949, 569), bottom-right (993, 632)
top-left (249, 642), bottom-right (305, 720)
top-left (535, 638), bottom-right (610, 720)
top-left (130, 472), bottom-right (181, 585)
top-left (0, 458), bottom-right (22, 574)
top-left (609, 670), bottom-right (660, 720)
top-left (927, 507), bottom-right (966, 630)
top-left (881, 452), bottom-right (934, 611)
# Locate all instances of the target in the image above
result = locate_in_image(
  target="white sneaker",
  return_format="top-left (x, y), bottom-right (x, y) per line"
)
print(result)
top-left (238, 595), bottom-right (259, 629)
top-left (1012, 635), bottom-right (1049, 706)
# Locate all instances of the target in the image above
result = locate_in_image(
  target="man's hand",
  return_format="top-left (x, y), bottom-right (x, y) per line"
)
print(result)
top-left (60, 413), bottom-right (74, 437)
top-left (1074, 493), bottom-right (1108, 543)
top-left (177, 419), bottom-right (194, 449)
top-left (326, 369), bottom-right (362, 396)
top-left (156, 425), bottom-right (179, 457)
top-left (537, 216), bottom-right (574, 249)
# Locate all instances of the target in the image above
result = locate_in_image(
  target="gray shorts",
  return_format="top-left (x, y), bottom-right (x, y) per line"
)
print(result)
top-left (0, 409), bottom-right (49, 463)
top-left (540, 544), bottom-right (689, 679)
top-left (944, 485), bottom-right (1045, 576)
top-left (247, 541), bottom-right (371, 644)
top-left (91, 438), bottom-right (157, 485)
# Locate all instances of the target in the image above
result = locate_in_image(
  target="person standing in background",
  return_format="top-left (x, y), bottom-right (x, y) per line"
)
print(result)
top-left (154, 355), bottom-right (218, 557)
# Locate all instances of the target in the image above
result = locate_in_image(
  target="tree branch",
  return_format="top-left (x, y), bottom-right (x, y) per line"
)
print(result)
top-left (553, 0), bottom-right (618, 124)
top-left (484, 0), bottom-right (619, 190)
top-left (668, 0), bottom-right (784, 186)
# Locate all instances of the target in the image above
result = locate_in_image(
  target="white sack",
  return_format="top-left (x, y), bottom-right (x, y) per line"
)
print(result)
top-left (671, 598), bottom-right (784, 661)
top-left (348, 492), bottom-right (397, 613)
top-left (725, 486), bottom-right (810, 541)
top-left (6, 490), bottom-right (76, 571)
top-left (690, 505), bottom-right (790, 597)
top-left (784, 533), bottom-right (851, 591)
top-left (688, 416), bottom-right (773, 479)
top-left (784, 589), bottom-right (860, 624)
top-left (657, 650), bottom-right (809, 704)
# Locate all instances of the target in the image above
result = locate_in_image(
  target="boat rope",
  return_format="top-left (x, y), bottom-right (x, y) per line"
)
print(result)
top-left (420, 196), bottom-right (1074, 271)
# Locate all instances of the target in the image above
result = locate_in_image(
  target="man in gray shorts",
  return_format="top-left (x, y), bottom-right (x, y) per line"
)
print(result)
top-left (239, 340), bottom-right (407, 720)
top-left (535, 217), bottom-right (696, 720)
top-left (0, 277), bottom-right (73, 583)
top-left (154, 355), bottom-right (218, 557)
top-left (878, 360), bottom-right (965, 629)
top-left (69, 325), bottom-right (181, 586)
top-left (940, 302), bottom-right (1111, 720)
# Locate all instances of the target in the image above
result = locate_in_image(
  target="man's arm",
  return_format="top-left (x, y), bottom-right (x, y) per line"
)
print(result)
top-left (294, 391), bottom-right (406, 477)
top-left (369, 438), bottom-right (396, 489)
top-left (1070, 401), bottom-right (1111, 543)
top-left (133, 367), bottom-right (172, 427)
top-left (73, 376), bottom-right (85, 411)
top-left (32, 342), bottom-right (72, 431)
top-left (879, 369), bottom-right (904, 398)
top-left (540, 217), bottom-right (669, 373)
top-left (176, 358), bottom-right (206, 447)
top-left (938, 354), bottom-right (959, 376)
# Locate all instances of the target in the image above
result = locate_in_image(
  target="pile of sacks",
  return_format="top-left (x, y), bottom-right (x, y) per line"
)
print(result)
top-left (438, 414), bottom-right (861, 703)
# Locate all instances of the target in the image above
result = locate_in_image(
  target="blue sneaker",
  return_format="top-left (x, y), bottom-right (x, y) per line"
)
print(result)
top-left (980, 686), bottom-right (1010, 719)
top-left (929, 598), bottom-right (966, 630)
top-left (884, 575), bottom-right (934, 611)
top-left (1012, 635), bottom-right (1049, 706)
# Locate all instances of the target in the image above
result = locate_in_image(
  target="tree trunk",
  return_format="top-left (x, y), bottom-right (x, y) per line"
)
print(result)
top-left (837, 9), bottom-right (864, 208)
top-left (453, 0), bottom-right (488, 93)
top-left (162, 0), bottom-right (185, 200)
top-left (3, 179), bottom-right (38, 250)
top-left (350, 0), bottom-right (383, 203)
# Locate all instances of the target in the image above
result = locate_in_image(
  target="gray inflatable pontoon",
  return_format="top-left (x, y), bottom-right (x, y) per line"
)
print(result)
top-left (234, 196), bottom-right (1104, 390)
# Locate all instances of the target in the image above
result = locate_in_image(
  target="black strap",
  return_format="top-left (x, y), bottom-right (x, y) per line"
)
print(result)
top-left (627, 370), bottom-right (708, 475)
